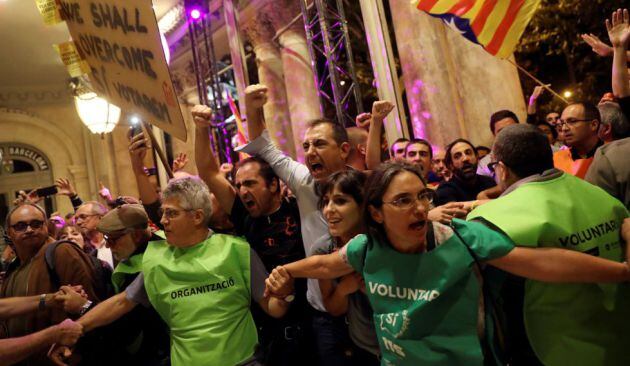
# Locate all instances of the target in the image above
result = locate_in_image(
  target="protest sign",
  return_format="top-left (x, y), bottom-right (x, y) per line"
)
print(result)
top-left (35, 0), bottom-right (63, 25)
top-left (53, 41), bottom-right (91, 78)
top-left (58, 0), bottom-right (187, 141)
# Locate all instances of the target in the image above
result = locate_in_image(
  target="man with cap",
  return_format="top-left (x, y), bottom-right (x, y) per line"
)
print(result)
top-left (62, 204), bottom-right (171, 364)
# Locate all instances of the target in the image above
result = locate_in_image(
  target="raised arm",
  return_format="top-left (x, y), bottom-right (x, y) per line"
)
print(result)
top-left (192, 105), bottom-right (238, 214)
top-left (128, 131), bottom-right (160, 205)
top-left (55, 178), bottom-right (83, 211)
top-left (244, 84), bottom-right (268, 141)
top-left (238, 84), bottom-right (312, 193)
top-left (607, 8), bottom-right (630, 98)
top-left (365, 101), bottom-right (395, 170)
top-left (526, 85), bottom-right (546, 124)
top-left (488, 246), bottom-right (630, 283)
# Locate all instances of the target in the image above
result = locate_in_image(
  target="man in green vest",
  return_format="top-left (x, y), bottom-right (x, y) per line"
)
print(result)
top-left (49, 177), bottom-right (295, 366)
top-left (468, 124), bottom-right (630, 366)
top-left (98, 203), bottom-right (170, 364)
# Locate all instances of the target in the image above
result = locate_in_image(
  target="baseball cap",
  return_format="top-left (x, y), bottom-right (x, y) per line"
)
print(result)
top-left (97, 204), bottom-right (148, 234)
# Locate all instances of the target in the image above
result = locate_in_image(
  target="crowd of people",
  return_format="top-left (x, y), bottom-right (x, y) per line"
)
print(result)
top-left (1, 8), bottom-right (630, 366)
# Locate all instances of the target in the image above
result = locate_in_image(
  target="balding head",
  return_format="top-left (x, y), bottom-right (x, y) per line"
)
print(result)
top-left (76, 201), bottom-right (108, 234)
top-left (6, 204), bottom-right (49, 260)
top-left (346, 127), bottom-right (369, 171)
top-left (346, 127), bottom-right (368, 149)
top-left (598, 102), bottom-right (630, 141)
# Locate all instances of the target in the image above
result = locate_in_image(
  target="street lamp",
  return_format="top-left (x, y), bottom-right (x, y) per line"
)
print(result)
top-left (74, 92), bottom-right (121, 134)
top-left (70, 78), bottom-right (121, 135)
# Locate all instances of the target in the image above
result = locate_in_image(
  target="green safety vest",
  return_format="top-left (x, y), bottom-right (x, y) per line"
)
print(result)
top-left (111, 231), bottom-right (166, 293)
top-left (469, 172), bottom-right (630, 366)
top-left (345, 219), bottom-right (514, 366)
top-left (112, 253), bottom-right (143, 294)
top-left (142, 233), bottom-right (258, 366)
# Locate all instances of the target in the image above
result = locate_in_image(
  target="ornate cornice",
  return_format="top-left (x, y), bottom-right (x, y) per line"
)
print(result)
top-left (0, 106), bottom-right (42, 119)
top-left (0, 88), bottom-right (72, 106)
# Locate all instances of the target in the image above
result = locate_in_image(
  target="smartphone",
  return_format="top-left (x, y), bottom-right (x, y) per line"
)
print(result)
top-left (36, 185), bottom-right (58, 197)
top-left (145, 167), bottom-right (158, 176)
top-left (129, 125), bottom-right (146, 148)
top-left (130, 124), bottom-right (143, 138)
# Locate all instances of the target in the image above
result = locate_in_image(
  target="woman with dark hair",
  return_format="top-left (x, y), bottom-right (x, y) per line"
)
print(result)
top-left (268, 161), bottom-right (630, 366)
top-left (59, 224), bottom-right (95, 255)
top-left (314, 170), bottom-right (379, 365)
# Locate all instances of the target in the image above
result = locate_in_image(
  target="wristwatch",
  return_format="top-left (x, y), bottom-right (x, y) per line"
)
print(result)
top-left (39, 294), bottom-right (47, 311)
top-left (79, 300), bottom-right (93, 315)
top-left (283, 294), bottom-right (295, 303)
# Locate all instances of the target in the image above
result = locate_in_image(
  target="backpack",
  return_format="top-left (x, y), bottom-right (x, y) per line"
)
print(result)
top-left (44, 239), bottom-right (115, 300)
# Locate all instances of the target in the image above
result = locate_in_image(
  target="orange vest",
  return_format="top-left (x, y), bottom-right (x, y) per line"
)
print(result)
top-left (553, 149), bottom-right (593, 179)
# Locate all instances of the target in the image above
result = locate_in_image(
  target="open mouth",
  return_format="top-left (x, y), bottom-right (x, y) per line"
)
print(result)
top-left (409, 220), bottom-right (426, 230)
top-left (244, 200), bottom-right (256, 208)
top-left (310, 162), bottom-right (324, 174)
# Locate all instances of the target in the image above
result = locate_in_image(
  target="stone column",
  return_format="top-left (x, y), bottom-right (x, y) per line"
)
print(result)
top-left (243, 15), bottom-right (297, 158)
top-left (388, 1), bottom-right (526, 148)
top-left (268, 0), bottom-right (322, 162)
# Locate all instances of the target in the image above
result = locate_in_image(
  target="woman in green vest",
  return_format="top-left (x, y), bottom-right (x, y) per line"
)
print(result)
top-left (267, 161), bottom-right (630, 366)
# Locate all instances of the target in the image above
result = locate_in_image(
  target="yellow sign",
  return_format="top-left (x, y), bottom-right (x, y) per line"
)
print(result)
top-left (58, 0), bottom-right (187, 141)
top-left (35, 0), bottom-right (63, 25)
top-left (53, 42), bottom-right (90, 78)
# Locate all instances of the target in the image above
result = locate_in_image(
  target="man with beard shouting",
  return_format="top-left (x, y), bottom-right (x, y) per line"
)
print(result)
top-left (434, 138), bottom-right (497, 206)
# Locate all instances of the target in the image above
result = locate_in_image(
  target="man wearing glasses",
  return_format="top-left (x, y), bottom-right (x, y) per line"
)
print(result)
top-left (49, 177), bottom-right (295, 366)
top-left (553, 102), bottom-right (603, 179)
top-left (75, 202), bottom-right (114, 268)
top-left (1, 203), bottom-right (103, 364)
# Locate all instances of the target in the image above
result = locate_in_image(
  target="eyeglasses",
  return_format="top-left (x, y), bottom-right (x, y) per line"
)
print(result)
top-left (11, 220), bottom-right (45, 232)
top-left (158, 208), bottom-right (193, 220)
top-left (75, 213), bottom-right (100, 222)
top-left (382, 189), bottom-right (435, 210)
top-left (103, 230), bottom-right (130, 244)
top-left (556, 118), bottom-right (592, 128)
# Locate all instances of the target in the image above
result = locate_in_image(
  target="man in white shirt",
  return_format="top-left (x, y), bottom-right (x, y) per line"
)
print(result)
top-left (234, 84), bottom-right (355, 365)
top-left (75, 202), bottom-right (114, 268)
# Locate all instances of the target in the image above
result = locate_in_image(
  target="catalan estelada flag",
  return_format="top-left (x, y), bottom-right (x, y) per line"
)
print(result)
top-left (413, 0), bottom-right (541, 58)
top-left (226, 93), bottom-right (250, 159)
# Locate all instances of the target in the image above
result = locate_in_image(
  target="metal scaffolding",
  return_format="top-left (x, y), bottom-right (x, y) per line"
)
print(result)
top-left (299, 0), bottom-right (364, 127)
top-left (186, 4), bottom-right (234, 164)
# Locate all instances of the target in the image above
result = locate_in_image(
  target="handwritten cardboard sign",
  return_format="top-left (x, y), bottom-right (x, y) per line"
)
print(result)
top-left (58, 0), bottom-right (187, 141)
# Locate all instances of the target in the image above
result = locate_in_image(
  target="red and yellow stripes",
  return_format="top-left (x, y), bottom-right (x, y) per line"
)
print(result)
top-left (414, 0), bottom-right (540, 58)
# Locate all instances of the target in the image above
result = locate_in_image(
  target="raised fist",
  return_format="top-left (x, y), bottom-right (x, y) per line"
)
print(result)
top-left (245, 84), bottom-right (268, 110)
top-left (355, 112), bottom-right (372, 129)
top-left (371, 101), bottom-right (395, 121)
top-left (191, 105), bottom-right (214, 127)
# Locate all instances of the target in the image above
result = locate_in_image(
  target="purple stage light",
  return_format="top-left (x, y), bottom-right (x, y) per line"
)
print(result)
top-left (190, 8), bottom-right (202, 20)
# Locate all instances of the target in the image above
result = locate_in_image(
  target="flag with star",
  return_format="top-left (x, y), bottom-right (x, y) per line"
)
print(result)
top-left (413, 0), bottom-right (541, 58)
